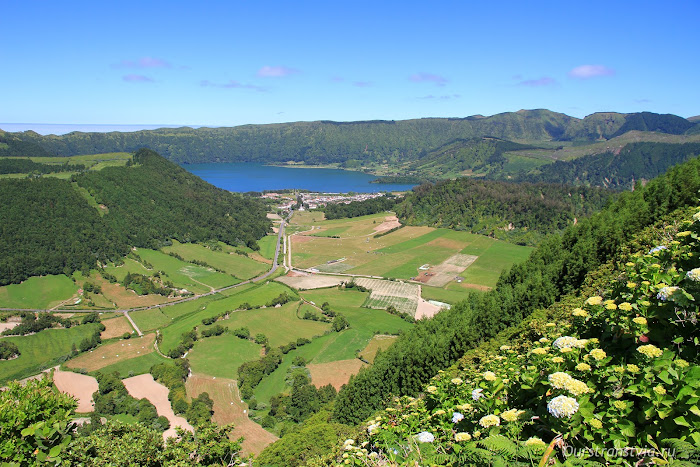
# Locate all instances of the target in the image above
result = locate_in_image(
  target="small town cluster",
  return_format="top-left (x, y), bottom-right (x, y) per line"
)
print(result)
top-left (261, 191), bottom-right (387, 211)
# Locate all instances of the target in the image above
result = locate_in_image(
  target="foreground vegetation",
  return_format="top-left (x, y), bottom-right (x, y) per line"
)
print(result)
top-left (332, 155), bottom-right (700, 426)
top-left (326, 207), bottom-right (700, 465)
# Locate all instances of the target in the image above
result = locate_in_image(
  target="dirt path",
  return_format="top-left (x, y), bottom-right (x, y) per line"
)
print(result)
top-left (123, 373), bottom-right (193, 440)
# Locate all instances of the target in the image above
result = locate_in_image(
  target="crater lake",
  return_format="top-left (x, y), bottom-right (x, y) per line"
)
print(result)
top-left (182, 163), bottom-right (416, 193)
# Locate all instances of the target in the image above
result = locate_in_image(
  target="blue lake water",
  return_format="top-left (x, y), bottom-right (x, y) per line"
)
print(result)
top-left (182, 163), bottom-right (416, 193)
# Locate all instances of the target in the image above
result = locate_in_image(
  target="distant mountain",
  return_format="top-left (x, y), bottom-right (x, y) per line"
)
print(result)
top-left (3, 110), bottom-right (697, 165)
top-left (0, 130), bottom-right (52, 157)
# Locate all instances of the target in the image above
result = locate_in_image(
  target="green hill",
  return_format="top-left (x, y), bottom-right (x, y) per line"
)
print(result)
top-left (0, 148), bottom-right (271, 285)
top-left (395, 179), bottom-right (612, 245)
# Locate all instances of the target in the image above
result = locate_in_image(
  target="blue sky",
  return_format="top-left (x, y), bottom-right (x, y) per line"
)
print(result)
top-left (1, 0), bottom-right (698, 133)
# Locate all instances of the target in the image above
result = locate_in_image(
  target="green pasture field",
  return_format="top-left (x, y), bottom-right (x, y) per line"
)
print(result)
top-left (253, 288), bottom-right (412, 404)
top-left (90, 352), bottom-right (168, 378)
top-left (1, 153), bottom-right (132, 177)
top-left (420, 285), bottom-right (472, 305)
top-left (459, 239), bottom-right (533, 288)
top-left (359, 335), bottom-right (398, 363)
top-left (103, 258), bottom-right (152, 282)
top-left (200, 301), bottom-right (329, 348)
top-left (294, 216), bottom-right (533, 287)
top-left (290, 211), bottom-right (325, 225)
top-left (0, 274), bottom-right (77, 309)
top-left (137, 248), bottom-right (239, 291)
top-left (0, 323), bottom-right (101, 384)
top-left (187, 334), bottom-right (262, 379)
top-left (299, 288), bottom-right (412, 363)
top-left (257, 235), bottom-right (278, 260)
top-left (158, 282), bottom-right (298, 353)
top-left (162, 240), bottom-right (267, 280)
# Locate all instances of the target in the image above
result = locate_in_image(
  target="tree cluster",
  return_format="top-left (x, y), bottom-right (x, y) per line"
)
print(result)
top-left (93, 372), bottom-right (169, 432)
top-left (396, 178), bottom-right (612, 246)
top-left (323, 195), bottom-right (397, 220)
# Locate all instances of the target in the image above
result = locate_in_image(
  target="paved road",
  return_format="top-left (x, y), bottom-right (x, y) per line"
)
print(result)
top-left (0, 213), bottom-right (289, 315)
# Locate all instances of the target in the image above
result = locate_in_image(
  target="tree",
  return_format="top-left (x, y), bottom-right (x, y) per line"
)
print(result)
top-left (0, 377), bottom-right (77, 465)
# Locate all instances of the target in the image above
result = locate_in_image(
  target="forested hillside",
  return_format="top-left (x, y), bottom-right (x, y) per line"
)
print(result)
top-left (395, 179), bottom-right (611, 245)
top-left (404, 137), bottom-right (538, 177)
top-left (5, 111), bottom-right (698, 165)
top-left (76, 149), bottom-right (270, 249)
top-left (0, 149), bottom-right (271, 285)
top-left (0, 178), bottom-right (128, 285)
top-left (333, 155), bottom-right (700, 425)
top-left (0, 131), bottom-right (51, 157)
top-left (518, 142), bottom-right (700, 189)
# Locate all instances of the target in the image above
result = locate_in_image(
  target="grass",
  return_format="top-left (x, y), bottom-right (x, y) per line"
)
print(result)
top-left (158, 282), bottom-right (297, 353)
top-left (0, 275), bottom-right (77, 309)
top-left (0, 323), bottom-right (101, 384)
top-left (187, 334), bottom-right (262, 379)
top-left (359, 335), bottom-right (398, 363)
top-left (201, 301), bottom-right (330, 348)
top-left (90, 352), bottom-right (168, 378)
top-left (300, 288), bottom-right (412, 363)
top-left (459, 239), bottom-right (533, 288)
top-left (137, 249), bottom-right (238, 292)
top-left (420, 285), bottom-right (471, 304)
top-left (65, 333), bottom-right (156, 372)
top-left (254, 288), bottom-right (412, 405)
top-left (257, 235), bottom-right (278, 260)
top-left (162, 240), bottom-right (267, 280)
top-left (293, 217), bottom-right (533, 289)
top-left (129, 308), bottom-right (174, 332)
top-left (290, 211), bottom-right (325, 225)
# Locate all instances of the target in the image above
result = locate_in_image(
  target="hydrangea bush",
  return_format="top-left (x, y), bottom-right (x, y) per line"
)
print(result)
top-left (333, 210), bottom-right (700, 466)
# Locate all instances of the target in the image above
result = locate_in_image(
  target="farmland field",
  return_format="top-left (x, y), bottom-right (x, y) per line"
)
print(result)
top-left (187, 334), bottom-right (262, 378)
top-left (0, 275), bottom-right (78, 309)
top-left (159, 282), bottom-right (297, 353)
top-left (100, 315), bottom-right (134, 339)
top-left (65, 333), bottom-right (156, 372)
top-left (355, 278), bottom-right (419, 316)
top-left (291, 216), bottom-right (532, 293)
top-left (257, 235), bottom-right (278, 260)
top-left (91, 351), bottom-right (168, 378)
top-left (0, 323), bottom-right (102, 384)
top-left (186, 374), bottom-right (278, 455)
top-left (162, 240), bottom-right (267, 280)
top-left (199, 301), bottom-right (330, 348)
top-left (252, 288), bottom-right (411, 405)
top-left (359, 335), bottom-right (398, 363)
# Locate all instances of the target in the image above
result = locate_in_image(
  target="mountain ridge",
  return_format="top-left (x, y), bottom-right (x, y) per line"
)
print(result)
top-left (3, 110), bottom-right (698, 165)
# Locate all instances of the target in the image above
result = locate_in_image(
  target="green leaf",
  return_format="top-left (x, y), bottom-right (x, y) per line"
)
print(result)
top-left (674, 416), bottom-right (691, 427)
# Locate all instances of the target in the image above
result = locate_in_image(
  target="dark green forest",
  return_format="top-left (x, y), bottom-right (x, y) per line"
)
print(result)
top-left (333, 155), bottom-right (700, 424)
top-left (394, 179), bottom-right (612, 245)
top-left (518, 142), bottom-right (700, 189)
top-left (323, 195), bottom-right (397, 220)
top-left (0, 132), bottom-right (51, 158)
top-left (6, 111), bottom-right (698, 164)
top-left (0, 158), bottom-right (85, 175)
top-left (0, 149), bottom-right (271, 285)
top-left (0, 178), bottom-right (128, 285)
